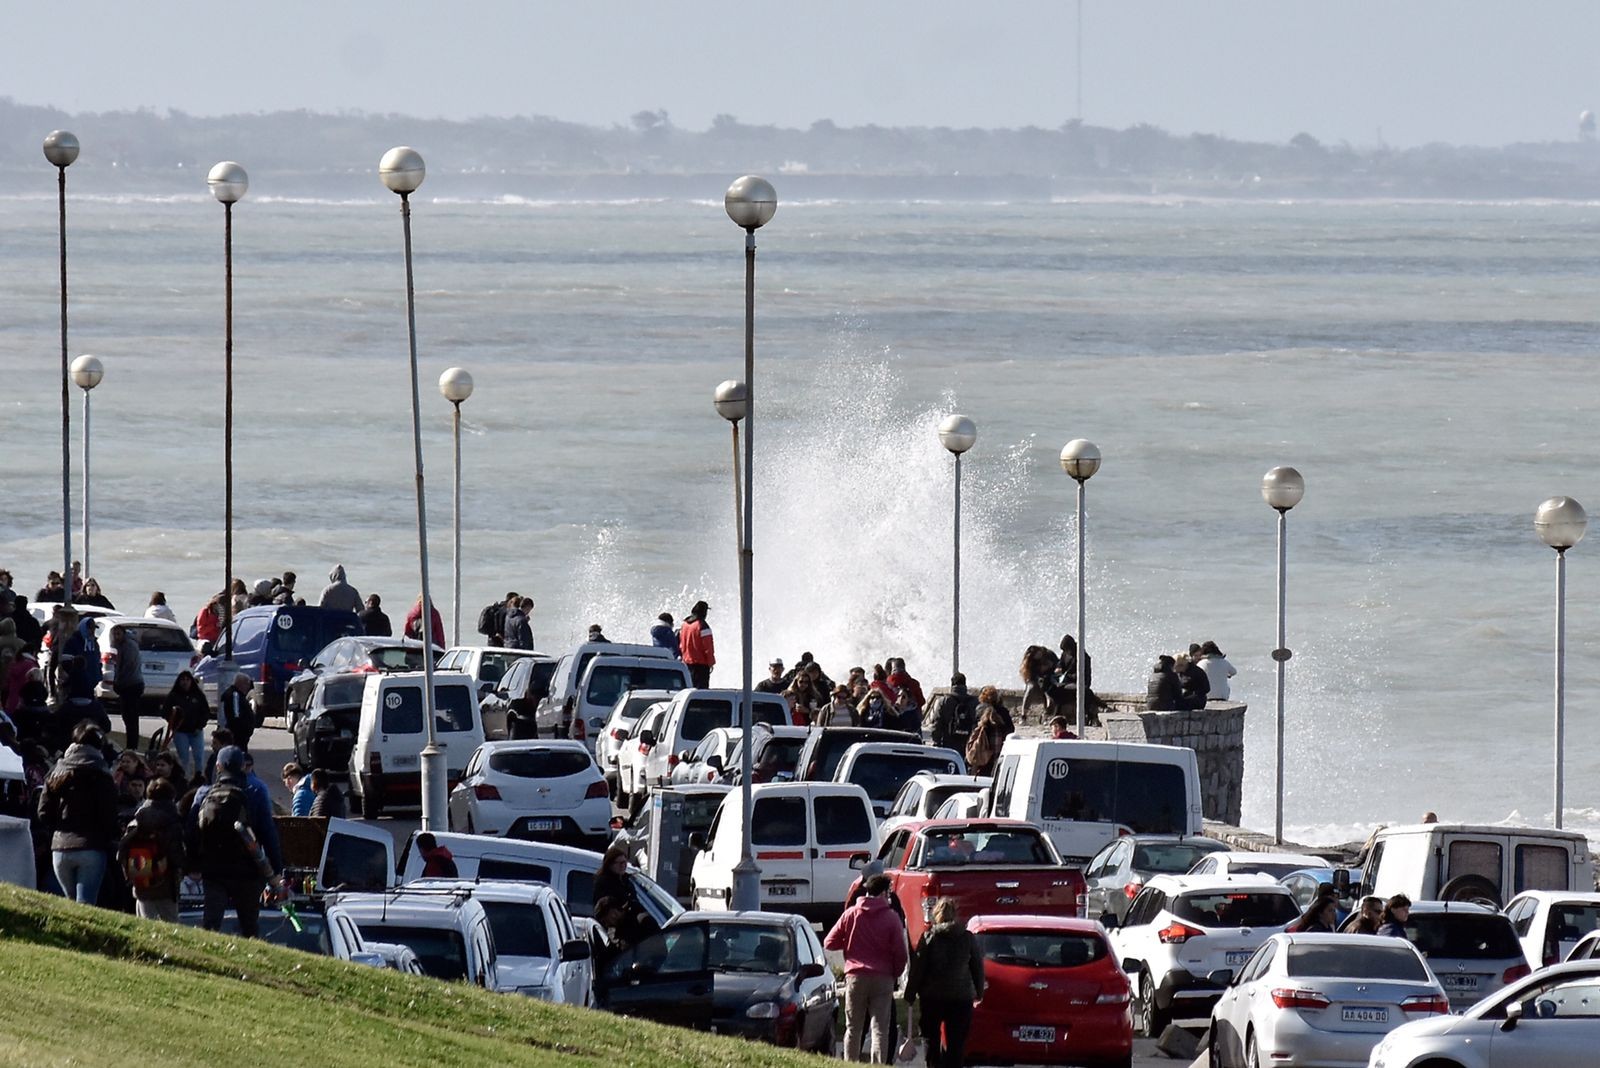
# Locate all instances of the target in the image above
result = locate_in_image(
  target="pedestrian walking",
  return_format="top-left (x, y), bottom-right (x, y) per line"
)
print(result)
top-left (926, 674), bottom-right (979, 753)
top-left (162, 671), bottom-right (210, 783)
top-left (824, 874), bottom-right (909, 1064)
top-left (679, 601), bottom-right (715, 688)
top-left (318, 564), bottom-right (362, 613)
top-left (1196, 640), bottom-right (1235, 701)
top-left (359, 594), bottom-right (391, 637)
top-left (116, 777), bottom-right (186, 922)
top-left (37, 725), bottom-right (120, 905)
top-left (110, 625), bottom-right (145, 750)
top-left (964, 687), bottom-right (1011, 775)
top-left (187, 745), bottom-right (281, 937)
top-left (905, 897), bottom-right (985, 1068)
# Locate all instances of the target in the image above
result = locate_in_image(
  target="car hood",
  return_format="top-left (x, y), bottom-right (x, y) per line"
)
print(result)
top-left (712, 973), bottom-right (794, 1014)
top-left (1382, 1012), bottom-right (1480, 1041)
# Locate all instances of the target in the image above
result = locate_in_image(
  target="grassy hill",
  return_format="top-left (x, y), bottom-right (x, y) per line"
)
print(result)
top-left (0, 884), bottom-right (821, 1067)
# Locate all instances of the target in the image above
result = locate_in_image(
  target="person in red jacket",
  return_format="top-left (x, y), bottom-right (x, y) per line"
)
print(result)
top-left (678, 600), bottom-right (715, 687)
top-left (402, 595), bottom-right (446, 649)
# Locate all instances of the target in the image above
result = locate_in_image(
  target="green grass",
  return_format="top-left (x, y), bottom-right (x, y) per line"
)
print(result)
top-left (0, 884), bottom-right (822, 1068)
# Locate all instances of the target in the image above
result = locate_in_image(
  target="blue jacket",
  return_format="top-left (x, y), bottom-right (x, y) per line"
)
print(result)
top-left (290, 775), bottom-right (315, 817)
top-left (650, 622), bottom-right (679, 656)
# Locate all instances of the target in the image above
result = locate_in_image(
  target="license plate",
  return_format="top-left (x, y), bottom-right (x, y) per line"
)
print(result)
top-left (1013, 1026), bottom-right (1056, 1043)
top-left (765, 884), bottom-right (798, 897)
top-left (1441, 975), bottom-right (1479, 991)
top-left (524, 819), bottom-right (561, 832)
top-left (1225, 951), bottom-right (1253, 967)
top-left (390, 754), bottom-right (418, 768)
top-left (1342, 1007), bottom-right (1388, 1023)
top-left (146, 662), bottom-right (166, 672)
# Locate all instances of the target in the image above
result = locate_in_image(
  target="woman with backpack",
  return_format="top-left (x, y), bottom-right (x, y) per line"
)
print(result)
top-left (162, 671), bottom-right (210, 784)
top-left (116, 777), bottom-right (187, 922)
top-left (963, 687), bottom-right (1012, 775)
top-left (36, 724), bottom-right (120, 905)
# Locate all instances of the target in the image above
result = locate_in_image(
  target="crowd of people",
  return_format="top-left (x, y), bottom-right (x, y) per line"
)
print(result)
top-left (1145, 640), bottom-right (1234, 711)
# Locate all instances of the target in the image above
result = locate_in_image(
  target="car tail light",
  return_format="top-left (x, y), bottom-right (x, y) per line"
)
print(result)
top-left (1400, 994), bottom-right (1450, 1015)
top-left (1095, 985), bottom-right (1130, 1005)
top-left (921, 876), bottom-right (941, 899)
top-left (667, 753), bottom-right (680, 767)
top-left (1076, 893), bottom-right (1087, 917)
top-left (1124, 880), bottom-right (1143, 899)
top-left (353, 663), bottom-right (378, 674)
top-left (1156, 922), bottom-right (1204, 944)
top-left (473, 784), bottom-right (501, 801)
top-left (584, 780), bottom-right (608, 800)
top-left (572, 718), bottom-right (586, 742)
top-left (260, 662), bottom-right (271, 685)
top-left (1270, 988), bottom-right (1331, 1010)
top-left (705, 771), bottom-right (717, 782)
top-left (369, 752), bottom-right (383, 774)
top-left (611, 729), bottom-right (629, 741)
top-left (1503, 963), bottom-right (1531, 984)
top-left (638, 742), bottom-right (650, 754)
top-left (282, 661), bottom-right (300, 672)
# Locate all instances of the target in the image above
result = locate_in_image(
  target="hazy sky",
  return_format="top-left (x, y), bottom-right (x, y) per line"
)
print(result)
top-left (7, 1), bottom-right (1598, 148)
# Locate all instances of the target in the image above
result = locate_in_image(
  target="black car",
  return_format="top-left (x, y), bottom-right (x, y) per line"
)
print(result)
top-left (793, 726), bottom-right (918, 782)
top-left (290, 671), bottom-right (370, 773)
top-left (482, 656), bottom-right (560, 738)
top-left (595, 912), bottom-right (836, 1052)
top-left (1082, 834), bottom-right (1230, 922)
top-left (284, 636), bottom-right (439, 713)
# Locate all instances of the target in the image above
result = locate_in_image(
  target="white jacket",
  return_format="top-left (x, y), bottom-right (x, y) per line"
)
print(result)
top-left (1198, 656), bottom-right (1235, 700)
top-left (145, 604), bottom-right (178, 623)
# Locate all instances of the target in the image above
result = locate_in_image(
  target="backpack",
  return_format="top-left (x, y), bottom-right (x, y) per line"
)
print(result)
top-left (196, 782), bottom-right (249, 861)
top-left (950, 694), bottom-right (978, 736)
top-left (122, 823), bottom-right (170, 892)
top-left (476, 603), bottom-right (499, 637)
top-left (965, 727), bottom-right (995, 770)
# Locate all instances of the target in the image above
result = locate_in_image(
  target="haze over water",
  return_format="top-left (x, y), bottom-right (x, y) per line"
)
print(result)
top-left (3, 191), bottom-right (1599, 845)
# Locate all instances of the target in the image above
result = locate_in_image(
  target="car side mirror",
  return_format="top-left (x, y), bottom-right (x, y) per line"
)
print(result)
top-left (1121, 957), bottom-right (1140, 976)
top-left (1099, 913), bottom-right (1119, 931)
top-left (1206, 968), bottom-right (1234, 988)
top-left (1501, 1000), bottom-right (1524, 1032)
top-left (560, 938), bottom-right (592, 962)
top-left (688, 832), bottom-right (707, 852)
top-left (798, 961), bottom-right (826, 980)
top-left (848, 854), bottom-right (868, 871)
top-left (706, 754), bottom-right (723, 770)
top-left (1332, 868), bottom-right (1351, 894)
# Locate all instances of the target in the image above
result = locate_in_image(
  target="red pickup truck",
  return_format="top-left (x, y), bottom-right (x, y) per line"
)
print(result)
top-left (864, 819), bottom-right (1087, 947)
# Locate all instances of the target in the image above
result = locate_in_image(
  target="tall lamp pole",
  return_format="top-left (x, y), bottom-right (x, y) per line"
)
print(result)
top-left (714, 380), bottom-right (748, 561)
top-left (71, 355), bottom-right (104, 579)
top-left (439, 368), bottom-right (474, 647)
top-left (1535, 496), bottom-right (1587, 830)
top-left (45, 131), bottom-right (79, 609)
top-left (382, 145), bottom-right (447, 831)
top-left (1060, 439), bottom-right (1101, 735)
top-left (939, 415), bottom-right (977, 676)
top-left (208, 161), bottom-right (248, 663)
top-left (725, 175), bottom-right (776, 913)
top-left (1262, 465), bottom-right (1305, 845)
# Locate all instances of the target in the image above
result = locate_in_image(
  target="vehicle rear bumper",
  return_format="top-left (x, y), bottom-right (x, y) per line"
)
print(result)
top-left (1257, 1011), bottom-right (1396, 1068)
top-left (1155, 968), bottom-right (1224, 1018)
top-left (967, 1004), bottom-right (1132, 1065)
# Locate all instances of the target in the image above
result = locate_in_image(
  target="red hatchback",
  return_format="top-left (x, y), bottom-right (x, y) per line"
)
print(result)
top-left (964, 915), bottom-right (1133, 1068)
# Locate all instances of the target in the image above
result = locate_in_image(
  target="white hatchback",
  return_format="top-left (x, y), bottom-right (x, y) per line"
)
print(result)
top-left (447, 740), bottom-right (611, 851)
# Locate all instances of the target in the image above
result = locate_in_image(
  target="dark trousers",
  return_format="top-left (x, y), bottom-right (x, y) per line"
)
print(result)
top-left (115, 683), bottom-right (145, 749)
top-left (919, 997), bottom-right (973, 1068)
top-left (202, 876), bottom-right (264, 937)
top-left (688, 663), bottom-right (712, 688)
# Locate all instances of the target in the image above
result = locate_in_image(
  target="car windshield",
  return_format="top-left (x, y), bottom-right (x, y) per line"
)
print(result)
top-left (488, 749), bottom-right (592, 779)
top-left (358, 923), bottom-right (467, 980)
top-left (1174, 891), bottom-right (1300, 928)
top-left (133, 627), bottom-right (193, 653)
top-left (924, 784), bottom-right (974, 813)
top-left (680, 793), bottom-right (725, 830)
top-left (586, 667), bottom-right (688, 709)
top-left (1133, 842), bottom-right (1223, 874)
top-left (481, 901), bottom-right (551, 958)
top-left (848, 753), bottom-right (964, 803)
top-left (1407, 913), bottom-right (1522, 960)
top-left (370, 646), bottom-right (428, 671)
top-left (918, 828), bottom-right (1055, 866)
top-left (1287, 944), bottom-right (1429, 981)
top-left (478, 652), bottom-right (526, 685)
top-left (1229, 861), bottom-right (1313, 880)
top-left (707, 923), bottom-right (795, 974)
top-left (977, 931), bottom-right (1107, 968)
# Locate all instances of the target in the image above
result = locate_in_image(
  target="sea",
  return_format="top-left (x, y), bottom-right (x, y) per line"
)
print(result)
top-left (3, 188), bottom-right (1600, 847)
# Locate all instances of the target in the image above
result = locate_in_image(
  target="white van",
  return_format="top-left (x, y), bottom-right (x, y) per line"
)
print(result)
top-left (832, 742), bottom-right (966, 821)
top-left (548, 654), bottom-right (692, 750)
top-left (641, 688), bottom-right (794, 792)
top-left (348, 670), bottom-right (484, 818)
top-left (1363, 823), bottom-right (1596, 908)
top-left (333, 887), bottom-right (502, 989)
top-left (689, 782), bottom-right (879, 923)
top-left (985, 738), bottom-right (1202, 864)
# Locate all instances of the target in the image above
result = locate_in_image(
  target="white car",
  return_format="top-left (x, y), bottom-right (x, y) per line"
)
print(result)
top-left (1369, 960), bottom-right (1600, 1068)
top-left (435, 645), bottom-right (543, 738)
top-left (617, 700), bottom-right (672, 810)
top-left (407, 879), bottom-right (593, 1005)
top-left (1504, 890), bottom-right (1600, 969)
top-left (668, 726), bottom-right (742, 786)
top-left (880, 771), bottom-right (993, 838)
top-left (831, 741), bottom-right (966, 820)
top-left (1107, 873), bottom-right (1300, 1037)
top-left (334, 888), bottom-right (502, 989)
top-left (447, 740), bottom-right (611, 850)
top-left (595, 688), bottom-right (674, 794)
top-left (1187, 850), bottom-right (1329, 881)
top-left (1400, 901), bottom-right (1529, 1013)
top-left (90, 615), bottom-right (198, 712)
top-left (1208, 932), bottom-right (1448, 1068)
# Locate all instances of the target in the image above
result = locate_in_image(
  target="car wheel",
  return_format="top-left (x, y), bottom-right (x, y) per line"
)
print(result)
top-left (1245, 1030), bottom-right (1261, 1068)
top-left (816, 1014), bottom-right (837, 1056)
top-left (1439, 873), bottom-right (1501, 909)
top-left (1134, 969), bottom-right (1168, 1038)
top-left (1208, 1026), bottom-right (1226, 1068)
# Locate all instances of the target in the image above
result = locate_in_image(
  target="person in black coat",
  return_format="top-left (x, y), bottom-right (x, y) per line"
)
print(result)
top-left (1174, 653), bottom-right (1210, 710)
top-left (1146, 655), bottom-right (1183, 711)
top-left (358, 595), bottom-right (391, 637)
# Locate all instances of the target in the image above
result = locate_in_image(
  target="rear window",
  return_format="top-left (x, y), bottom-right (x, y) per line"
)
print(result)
top-left (435, 686), bottom-right (476, 732)
top-left (133, 627), bottom-right (192, 653)
top-left (586, 666), bottom-right (688, 709)
top-left (680, 699), bottom-right (735, 742)
top-left (1549, 904), bottom-right (1600, 945)
top-left (752, 796), bottom-right (807, 846)
top-left (978, 931), bottom-right (1107, 968)
top-left (1134, 842), bottom-right (1223, 874)
top-left (379, 685), bottom-right (476, 734)
top-left (847, 753), bottom-right (964, 803)
top-left (1287, 944), bottom-right (1429, 981)
top-left (359, 923), bottom-right (467, 980)
top-left (1039, 758), bottom-right (1188, 834)
top-left (1174, 891), bottom-right (1299, 928)
top-left (1517, 845), bottom-right (1571, 892)
top-left (1229, 861), bottom-right (1312, 880)
top-left (371, 646), bottom-right (427, 671)
top-left (567, 870), bottom-right (595, 913)
top-left (814, 795), bottom-right (873, 846)
top-left (476, 859), bottom-right (552, 884)
top-left (270, 610), bottom-right (360, 660)
top-left (681, 794), bottom-right (725, 830)
top-left (488, 749), bottom-right (592, 779)
top-left (1448, 840), bottom-right (1503, 894)
top-left (1407, 913), bottom-right (1523, 960)
top-left (619, 694), bottom-right (662, 720)
top-left (754, 737), bottom-right (804, 776)
top-left (481, 901), bottom-right (550, 958)
top-left (917, 828), bottom-right (1055, 866)
top-left (318, 677), bottom-right (368, 708)
top-left (321, 834), bottom-right (392, 893)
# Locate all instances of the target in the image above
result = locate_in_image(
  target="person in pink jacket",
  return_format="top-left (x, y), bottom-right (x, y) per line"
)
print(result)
top-left (825, 875), bottom-right (910, 1063)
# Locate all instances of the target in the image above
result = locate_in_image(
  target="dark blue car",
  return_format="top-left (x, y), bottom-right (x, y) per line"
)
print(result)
top-left (194, 605), bottom-right (363, 720)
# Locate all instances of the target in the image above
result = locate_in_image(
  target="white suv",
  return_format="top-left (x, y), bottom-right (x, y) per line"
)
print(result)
top-left (446, 740), bottom-right (611, 850)
top-left (1106, 873), bottom-right (1300, 1037)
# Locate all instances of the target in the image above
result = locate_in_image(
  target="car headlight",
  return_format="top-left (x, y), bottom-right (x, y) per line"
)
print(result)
top-left (1369, 1039), bottom-right (1390, 1068)
top-left (517, 985), bottom-right (553, 1000)
top-left (745, 1001), bottom-right (781, 1019)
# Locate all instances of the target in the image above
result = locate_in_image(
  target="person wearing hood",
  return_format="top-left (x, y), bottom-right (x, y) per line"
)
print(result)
top-left (1175, 652), bottom-right (1211, 710)
top-left (8, 591), bottom-right (43, 656)
top-left (1196, 640), bottom-right (1235, 701)
top-left (144, 592), bottom-right (178, 624)
top-left (37, 725), bottom-right (120, 904)
top-left (678, 601), bottom-right (715, 688)
top-left (318, 564), bottom-right (362, 613)
top-left (187, 745), bottom-right (281, 936)
top-left (824, 874), bottom-right (909, 1064)
top-left (905, 897), bottom-right (986, 1068)
top-left (1146, 655), bottom-right (1183, 711)
top-left (403, 595), bottom-right (446, 649)
top-left (116, 777), bottom-right (187, 921)
top-left (649, 613), bottom-right (679, 656)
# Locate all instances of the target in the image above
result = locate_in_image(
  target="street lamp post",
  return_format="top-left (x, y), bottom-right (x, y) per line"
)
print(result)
top-left (1261, 465), bottom-right (1306, 845)
top-left (381, 145), bottom-right (447, 832)
top-left (71, 355), bottom-right (104, 579)
top-left (45, 130), bottom-right (79, 609)
top-left (208, 161), bottom-right (248, 664)
top-left (939, 415), bottom-right (977, 676)
top-left (725, 175), bottom-right (776, 913)
top-left (439, 368), bottom-right (475, 647)
top-left (714, 380), bottom-right (748, 561)
top-left (1536, 496), bottom-right (1587, 830)
top-left (1060, 439), bottom-right (1101, 735)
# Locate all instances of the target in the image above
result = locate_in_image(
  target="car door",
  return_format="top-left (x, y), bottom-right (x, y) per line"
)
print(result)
top-left (1487, 972), bottom-right (1600, 1067)
top-left (317, 818), bottom-right (396, 892)
top-left (752, 793), bottom-right (813, 907)
top-left (549, 898), bottom-right (589, 1006)
top-left (596, 921), bottom-right (713, 1029)
top-left (811, 791), bottom-right (877, 906)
